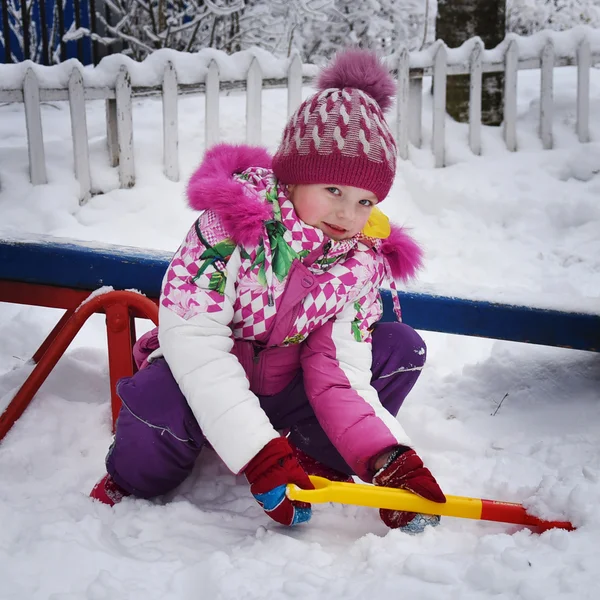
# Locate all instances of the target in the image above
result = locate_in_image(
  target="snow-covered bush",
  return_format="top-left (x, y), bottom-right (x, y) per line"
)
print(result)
top-left (93, 0), bottom-right (334, 61)
top-left (95, 0), bottom-right (244, 61)
top-left (0, 0), bottom-right (433, 65)
top-left (507, 0), bottom-right (600, 34)
top-left (293, 0), bottom-right (435, 62)
top-left (92, 0), bottom-right (433, 62)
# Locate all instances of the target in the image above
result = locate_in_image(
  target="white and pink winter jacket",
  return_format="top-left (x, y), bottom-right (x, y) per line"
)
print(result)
top-left (157, 144), bottom-right (423, 481)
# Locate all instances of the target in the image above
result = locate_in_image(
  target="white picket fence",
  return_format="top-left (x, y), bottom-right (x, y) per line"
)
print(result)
top-left (0, 33), bottom-right (598, 203)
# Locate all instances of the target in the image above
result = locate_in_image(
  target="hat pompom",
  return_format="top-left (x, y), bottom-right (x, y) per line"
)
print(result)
top-left (316, 49), bottom-right (395, 113)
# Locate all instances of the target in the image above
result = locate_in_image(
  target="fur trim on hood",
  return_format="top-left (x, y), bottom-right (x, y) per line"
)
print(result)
top-left (382, 225), bottom-right (423, 282)
top-left (187, 144), bottom-right (273, 247)
top-left (186, 144), bottom-right (422, 280)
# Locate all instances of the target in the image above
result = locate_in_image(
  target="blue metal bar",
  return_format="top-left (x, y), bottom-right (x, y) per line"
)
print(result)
top-left (381, 289), bottom-right (599, 352)
top-left (0, 237), bottom-right (171, 297)
top-left (1, 237), bottom-right (598, 352)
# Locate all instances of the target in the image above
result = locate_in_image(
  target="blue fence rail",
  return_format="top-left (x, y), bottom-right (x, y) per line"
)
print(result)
top-left (1, 0), bottom-right (98, 65)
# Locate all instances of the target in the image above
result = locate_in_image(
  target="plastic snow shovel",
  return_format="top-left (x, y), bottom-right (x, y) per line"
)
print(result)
top-left (287, 476), bottom-right (574, 532)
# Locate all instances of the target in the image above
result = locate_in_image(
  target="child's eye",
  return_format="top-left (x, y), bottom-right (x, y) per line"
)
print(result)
top-left (326, 187), bottom-right (341, 195)
top-left (359, 199), bottom-right (374, 207)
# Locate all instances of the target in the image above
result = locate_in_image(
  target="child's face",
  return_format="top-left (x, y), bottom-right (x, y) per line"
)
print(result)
top-left (287, 184), bottom-right (378, 241)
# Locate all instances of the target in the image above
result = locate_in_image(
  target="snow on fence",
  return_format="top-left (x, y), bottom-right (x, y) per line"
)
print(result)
top-left (1, 30), bottom-right (599, 203)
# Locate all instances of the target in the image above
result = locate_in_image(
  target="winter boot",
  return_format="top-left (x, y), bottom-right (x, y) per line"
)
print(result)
top-left (90, 473), bottom-right (131, 506)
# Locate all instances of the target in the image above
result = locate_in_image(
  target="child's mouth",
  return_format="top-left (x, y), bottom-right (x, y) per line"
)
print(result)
top-left (323, 222), bottom-right (347, 235)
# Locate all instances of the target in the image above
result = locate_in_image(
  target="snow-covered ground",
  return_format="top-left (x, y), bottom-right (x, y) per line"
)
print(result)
top-left (0, 66), bottom-right (599, 599)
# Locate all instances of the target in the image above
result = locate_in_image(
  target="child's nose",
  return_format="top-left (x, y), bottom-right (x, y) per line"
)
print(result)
top-left (336, 203), bottom-right (353, 221)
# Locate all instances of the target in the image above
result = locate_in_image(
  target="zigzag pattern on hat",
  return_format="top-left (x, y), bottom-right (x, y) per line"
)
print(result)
top-left (279, 87), bottom-right (396, 170)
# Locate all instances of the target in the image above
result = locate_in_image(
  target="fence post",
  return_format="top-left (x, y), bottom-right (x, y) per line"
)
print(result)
top-left (205, 60), bottom-right (220, 148)
top-left (162, 61), bottom-right (179, 182)
top-left (469, 39), bottom-right (483, 156)
top-left (287, 52), bottom-right (302, 118)
top-left (540, 39), bottom-right (554, 150)
top-left (577, 38), bottom-right (591, 144)
top-left (23, 68), bottom-right (47, 185)
top-left (408, 76), bottom-right (423, 148)
top-left (246, 57), bottom-right (263, 145)
top-left (432, 43), bottom-right (447, 168)
top-left (106, 99), bottom-right (118, 167)
top-left (115, 66), bottom-right (135, 188)
top-left (68, 68), bottom-right (91, 203)
top-left (396, 48), bottom-right (410, 160)
top-left (503, 40), bottom-right (518, 152)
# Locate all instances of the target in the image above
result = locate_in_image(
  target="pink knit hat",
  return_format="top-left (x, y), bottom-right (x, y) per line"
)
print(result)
top-left (273, 49), bottom-right (397, 202)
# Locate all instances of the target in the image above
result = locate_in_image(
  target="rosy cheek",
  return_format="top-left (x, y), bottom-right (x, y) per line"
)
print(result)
top-left (357, 211), bottom-right (370, 228)
top-left (294, 200), bottom-right (318, 226)
top-left (298, 203), bottom-right (313, 222)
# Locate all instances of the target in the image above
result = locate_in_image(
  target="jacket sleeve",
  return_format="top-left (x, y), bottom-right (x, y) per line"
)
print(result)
top-left (158, 215), bottom-right (279, 474)
top-left (299, 262), bottom-right (412, 481)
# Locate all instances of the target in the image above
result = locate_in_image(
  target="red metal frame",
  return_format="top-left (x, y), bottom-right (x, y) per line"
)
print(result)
top-left (0, 282), bottom-right (158, 441)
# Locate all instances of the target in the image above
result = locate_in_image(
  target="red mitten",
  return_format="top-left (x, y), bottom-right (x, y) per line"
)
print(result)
top-left (373, 446), bottom-right (446, 530)
top-left (244, 437), bottom-right (314, 526)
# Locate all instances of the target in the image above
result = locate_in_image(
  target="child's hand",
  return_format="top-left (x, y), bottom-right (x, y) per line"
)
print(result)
top-left (372, 446), bottom-right (446, 532)
top-left (244, 437), bottom-right (314, 526)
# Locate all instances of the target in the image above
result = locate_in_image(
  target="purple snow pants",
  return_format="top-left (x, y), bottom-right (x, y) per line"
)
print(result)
top-left (106, 322), bottom-right (426, 498)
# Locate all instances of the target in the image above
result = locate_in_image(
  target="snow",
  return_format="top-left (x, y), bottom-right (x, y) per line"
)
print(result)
top-left (0, 47), bottom-right (318, 90)
top-left (407, 25), bottom-right (600, 68)
top-left (507, 0), bottom-right (600, 38)
top-left (0, 64), bottom-right (600, 599)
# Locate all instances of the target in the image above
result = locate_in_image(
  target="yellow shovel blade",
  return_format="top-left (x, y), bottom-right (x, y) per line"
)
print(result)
top-left (287, 476), bottom-right (482, 520)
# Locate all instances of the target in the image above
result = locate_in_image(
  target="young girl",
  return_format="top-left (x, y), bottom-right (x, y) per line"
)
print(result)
top-left (91, 49), bottom-right (446, 533)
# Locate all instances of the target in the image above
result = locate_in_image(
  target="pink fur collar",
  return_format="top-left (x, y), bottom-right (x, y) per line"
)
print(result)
top-left (187, 144), bottom-right (273, 247)
top-left (187, 143), bottom-right (422, 281)
top-left (380, 225), bottom-right (423, 282)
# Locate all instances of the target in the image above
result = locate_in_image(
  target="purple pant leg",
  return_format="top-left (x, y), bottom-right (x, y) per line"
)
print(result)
top-left (280, 322), bottom-right (426, 477)
top-left (370, 322), bottom-right (427, 414)
top-left (106, 358), bottom-right (205, 498)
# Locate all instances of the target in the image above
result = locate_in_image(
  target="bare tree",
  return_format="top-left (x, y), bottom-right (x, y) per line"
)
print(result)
top-left (91, 0), bottom-right (246, 60)
top-left (90, 0), bottom-right (332, 60)
top-left (295, 0), bottom-right (434, 63)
